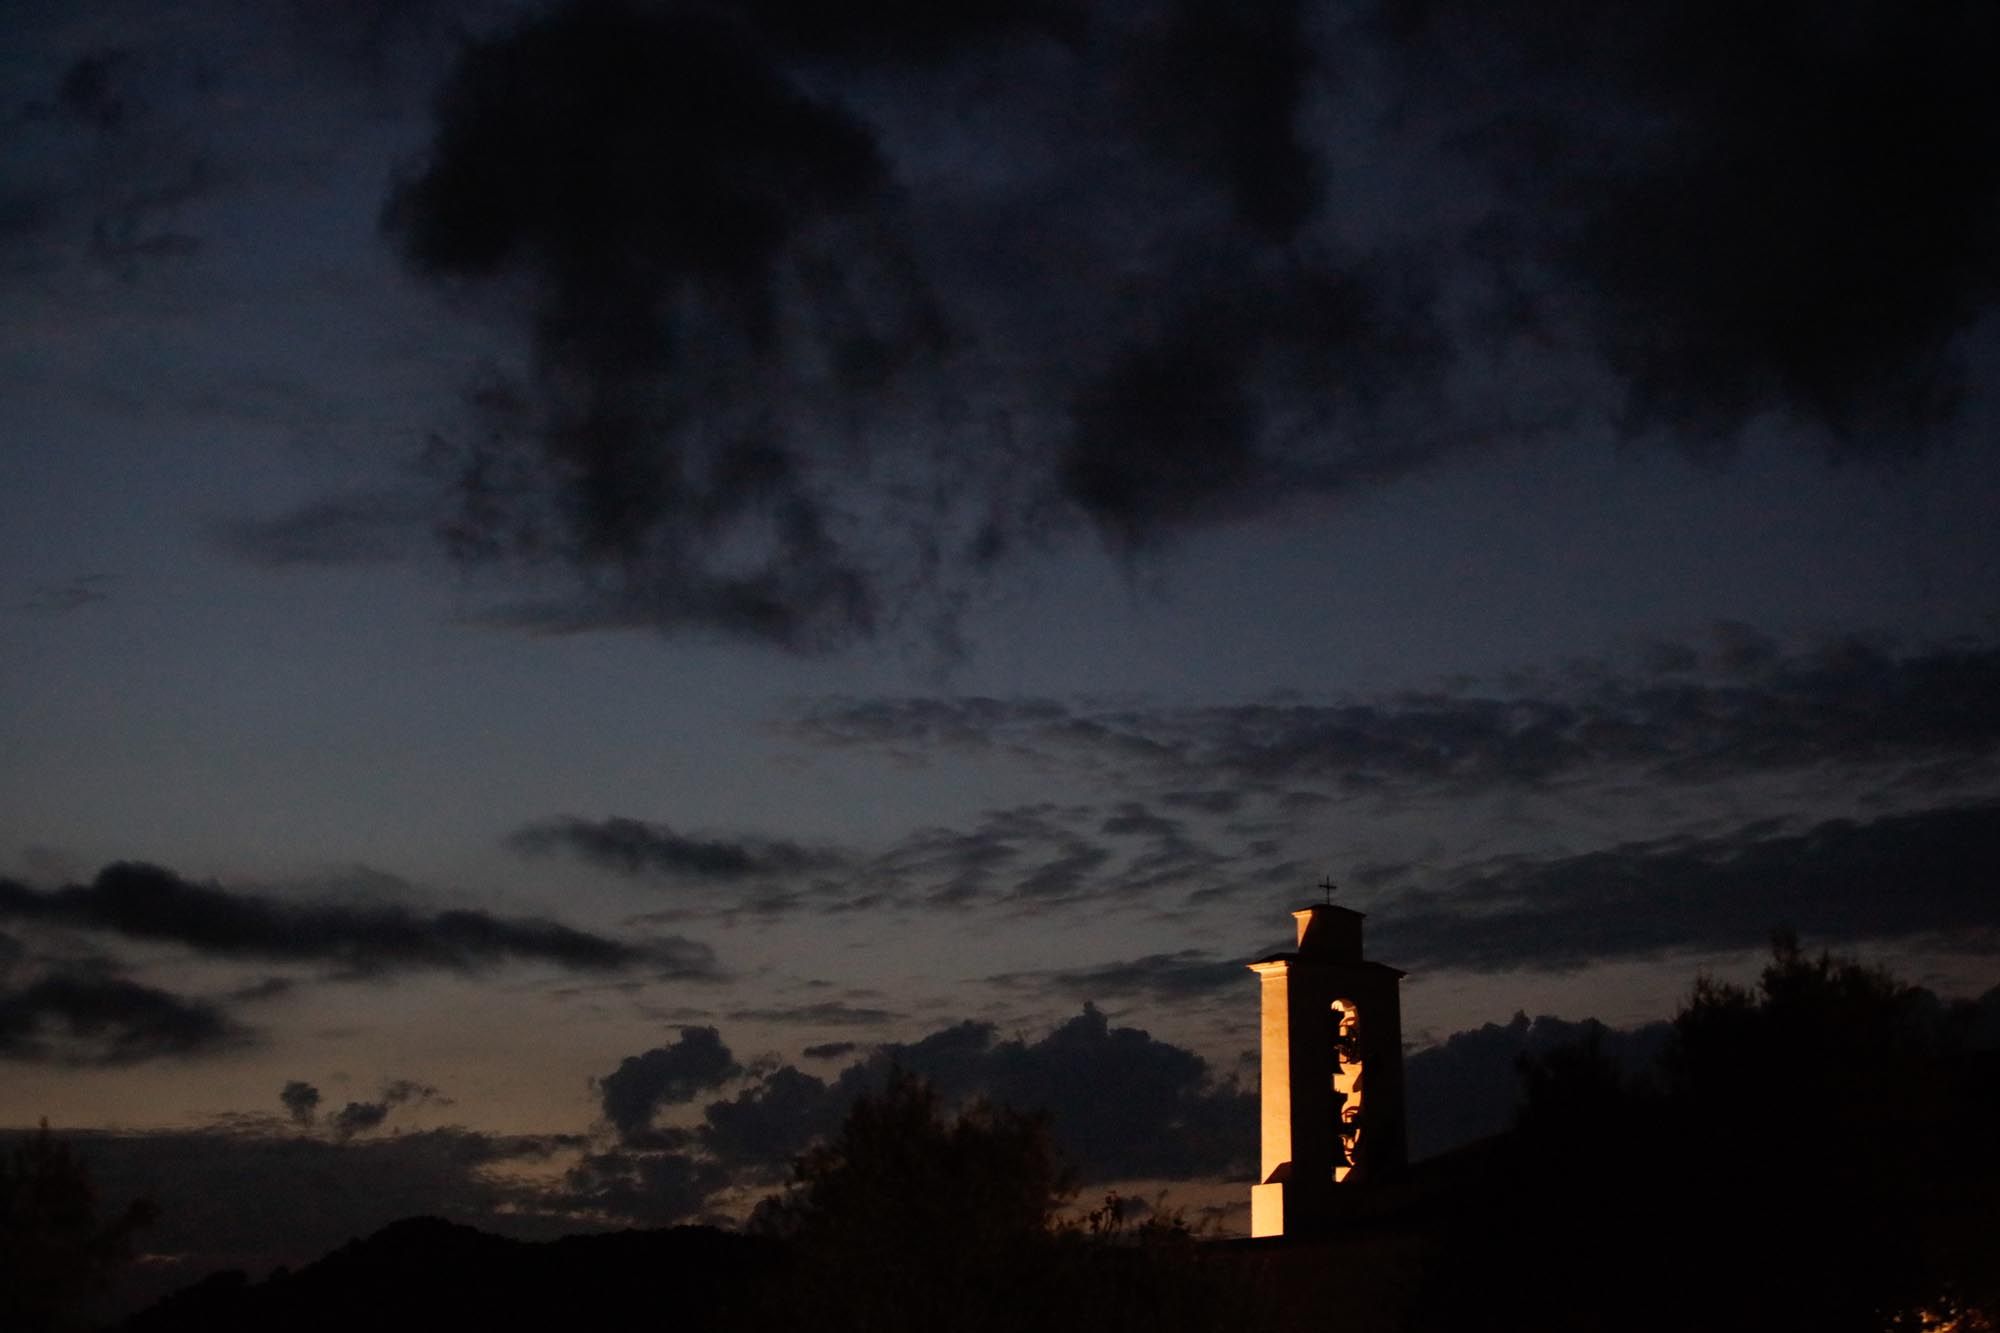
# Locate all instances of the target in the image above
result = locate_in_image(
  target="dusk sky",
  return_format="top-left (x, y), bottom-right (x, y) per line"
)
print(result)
top-left (4, 0), bottom-right (1998, 1273)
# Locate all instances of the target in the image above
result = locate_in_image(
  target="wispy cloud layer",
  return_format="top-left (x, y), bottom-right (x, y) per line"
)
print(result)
top-left (791, 635), bottom-right (2000, 797)
top-left (981, 786), bottom-right (2000, 985)
top-left (0, 862), bottom-right (712, 977)
top-left (508, 817), bottom-right (846, 884)
top-left (1376, 802), bottom-right (2000, 972)
top-left (0, 965), bottom-right (247, 1065)
top-left (989, 949), bottom-right (1248, 1002)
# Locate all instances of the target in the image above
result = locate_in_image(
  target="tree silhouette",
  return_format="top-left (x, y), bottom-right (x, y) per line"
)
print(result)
top-left (749, 1070), bottom-right (1070, 1332)
top-left (1417, 935), bottom-right (1998, 1333)
top-left (0, 1122), bottom-right (155, 1333)
top-left (748, 1068), bottom-right (1253, 1333)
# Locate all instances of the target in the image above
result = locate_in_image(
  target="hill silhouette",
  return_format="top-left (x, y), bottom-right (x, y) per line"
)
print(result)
top-left (122, 1216), bottom-right (775, 1333)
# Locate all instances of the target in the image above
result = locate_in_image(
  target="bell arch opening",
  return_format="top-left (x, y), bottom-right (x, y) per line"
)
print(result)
top-left (1331, 997), bottom-right (1363, 1182)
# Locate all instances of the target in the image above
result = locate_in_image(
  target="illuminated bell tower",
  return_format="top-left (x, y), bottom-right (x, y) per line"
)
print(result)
top-left (1248, 901), bottom-right (1407, 1238)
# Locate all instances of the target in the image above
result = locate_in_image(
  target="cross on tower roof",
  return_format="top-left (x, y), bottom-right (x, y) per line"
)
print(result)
top-left (1318, 876), bottom-right (1337, 905)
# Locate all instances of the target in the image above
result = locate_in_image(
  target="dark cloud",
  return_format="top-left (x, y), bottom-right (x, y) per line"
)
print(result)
top-left (227, 976), bottom-right (296, 1003)
top-left (369, 0), bottom-right (1445, 650)
top-left (84, 157), bottom-right (206, 270)
top-left (739, 0), bottom-right (1085, 62)
top-left (5, 34), bottom-right (216, 279)
top-left (280, 1080), bottom-right (321, 1125)
top-left (281, 0), bottom-right (494, 92)
top-left (385, 3), bottom-right (883, 295)
top-left (330, 1100), bottom-right (390, 1139)
top-left (1159, 789), bottom-right (1243, 815)
top-left (298, 1080), bottom-right (452, 1141)
top-left (1099, 801), bottom-right (1177, 838)
top-left (990, 949), bottom-right (1247, 1003)
top-left (508, 816), bottom-right (845, 884)
top-left (212, 490), bottom-right (432, 568)
top-left (560, 1147), bottom-right (726, 1227)
top-left (1403, 1013), bottom-right (1672, 1159)
top-left (0, 861), bottom-right (709, 977)
top-left (1061, 335), bottom-right (1262, 546)
top-left (56, 49), bottom-right (136, 132)
top-left (791, 635), bottom-right (2000, 798)
top-left (1124, 0), bottom-right (1318, 239)
top-left (1382, 0), bottom-right (2000, 447)
top-left (18, 574), bottom-right (112, 615)
top-left (383, 0), bottom-right (908, 652)
top-left (21, 3), bottom-right (1999, 668)
top-left (599, 1026), bottom-right (742, 1146)
top-left (0, 966), bottom-right (246, 1065)
top-left (699, 1063), bottom-right (835, 1174)
top-left (383, 1078), bottom-right (450, 1107)
top-left (1378, 801), bottom-right (2000, 972)
top-left (801, 1041), bottom-right (857, 1061)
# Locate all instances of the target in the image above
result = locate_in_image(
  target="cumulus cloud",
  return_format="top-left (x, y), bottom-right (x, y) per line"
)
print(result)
top-left (599, 1026), bottom-right (742, 1147)
top-left (276, 1077), bottom-right (446, 1138)
top-left (561, 1147), bottom-right (727, 1227)
top-left (697, 1064), bottom-right (837, 1175)
top-left (330, 1100), bottom-right (390, 1139)
top-left (280, 1080), bottom-right (321, 1125)
top-left (0, 861), bottom-right (711, 977)
top-left (697, 1004), bottom-right (1252, 1183)
top-left (573, 1004), bottom-right (1252, 1226)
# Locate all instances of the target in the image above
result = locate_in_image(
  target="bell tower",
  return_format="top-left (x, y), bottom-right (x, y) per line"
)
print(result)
top-left (1248, 899), bottom-right (1407, 1237)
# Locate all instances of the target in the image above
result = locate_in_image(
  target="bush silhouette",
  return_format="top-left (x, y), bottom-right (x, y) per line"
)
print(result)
top-left (0, 1122), bottom-right (155, 1333)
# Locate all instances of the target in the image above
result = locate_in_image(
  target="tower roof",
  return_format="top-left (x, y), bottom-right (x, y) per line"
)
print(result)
top-left (1293, 903), bottom-right (1363, 960)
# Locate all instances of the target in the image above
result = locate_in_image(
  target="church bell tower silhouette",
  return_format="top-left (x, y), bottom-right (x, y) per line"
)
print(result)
top-left (1248, 894), bottom-right (1407, 1237)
